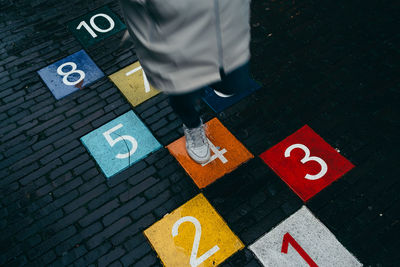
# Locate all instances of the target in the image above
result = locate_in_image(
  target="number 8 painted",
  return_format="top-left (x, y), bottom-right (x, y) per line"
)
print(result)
top-left (57, 62), bottom-right (85, 86)
top-left (284, 144), bottom-right (328, 180)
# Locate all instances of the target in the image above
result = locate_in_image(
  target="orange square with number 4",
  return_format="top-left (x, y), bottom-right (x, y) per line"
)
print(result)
top-left (167, 118), bottom-right (253, 188)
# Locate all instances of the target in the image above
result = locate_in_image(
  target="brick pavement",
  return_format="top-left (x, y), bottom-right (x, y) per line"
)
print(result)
top-left (0, 0), bottom-right (399, 266)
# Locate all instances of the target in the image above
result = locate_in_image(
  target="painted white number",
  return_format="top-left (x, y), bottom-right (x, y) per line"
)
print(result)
top-left (57, 62), bottom-right (85, 86)
top-left (172, 216), bottom-right (220, 267)
top-left (281, 232), bottom-right (318, 267)
top-left (284, 144), bottom-right (328, 180)
top-left (103, 123), bottom-right (138, 159)
top-left (126, 66), bottom-right (151, 93)
top-left (77, 13), bottom-right (115, 38)
top-left (213, 90), bottom-right (233, 98)
top-left (201, 139), bottom-right (227, 166)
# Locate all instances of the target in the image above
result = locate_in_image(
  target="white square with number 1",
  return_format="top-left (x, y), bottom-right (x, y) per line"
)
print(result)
top-left (249, 206), bottom-right (362, 267)
top-left (80, 110), bottom-right (161, 178)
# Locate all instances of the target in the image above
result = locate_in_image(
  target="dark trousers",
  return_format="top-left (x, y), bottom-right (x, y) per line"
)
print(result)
top-left (168, 62), bottom-right (250, 128)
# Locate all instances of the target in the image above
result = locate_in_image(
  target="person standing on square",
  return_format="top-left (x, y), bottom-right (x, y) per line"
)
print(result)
top-left (119, 0), bottom-right (252, 163)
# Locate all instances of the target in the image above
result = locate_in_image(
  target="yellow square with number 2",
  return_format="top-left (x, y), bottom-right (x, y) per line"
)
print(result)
top-left (109, 61), bottom-right (159, 107)
top-left (144, 193), bottom-right (244, 267)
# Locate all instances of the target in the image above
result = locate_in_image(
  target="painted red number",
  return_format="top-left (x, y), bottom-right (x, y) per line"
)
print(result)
top-left (281, 232), bottom-right (319, 267)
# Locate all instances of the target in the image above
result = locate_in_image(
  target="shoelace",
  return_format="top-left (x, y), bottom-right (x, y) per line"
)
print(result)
top-left (186, 127), bottom-right (207, 148)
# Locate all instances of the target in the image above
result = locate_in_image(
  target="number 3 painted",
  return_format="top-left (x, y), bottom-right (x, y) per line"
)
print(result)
top-left (284, 144), bottom-right (328, 180)
top-left (172, 216), bottom-right (220, 267)
top-left (103, 123), bottom-right (138, 159)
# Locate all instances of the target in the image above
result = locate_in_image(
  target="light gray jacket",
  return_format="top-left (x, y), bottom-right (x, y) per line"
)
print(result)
top-left (119, 0), bottom-right (251, 94)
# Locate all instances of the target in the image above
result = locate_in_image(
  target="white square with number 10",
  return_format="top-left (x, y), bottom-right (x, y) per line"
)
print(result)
top-left (249, 206), bottom-right (362, 267)
top-left (81, 110), bottom-right (161, 178)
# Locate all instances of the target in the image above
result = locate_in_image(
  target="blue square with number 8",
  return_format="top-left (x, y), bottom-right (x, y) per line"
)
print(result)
top-left (81, 110), bottom-right (162, 178)
top-left (37, 50), bottom-right (104, 100)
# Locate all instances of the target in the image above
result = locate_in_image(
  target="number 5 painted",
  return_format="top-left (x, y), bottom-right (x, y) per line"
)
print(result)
top-left (103, 123), bottom-right (138, 159)
top-left (284, 144), bottom-right (328, 180)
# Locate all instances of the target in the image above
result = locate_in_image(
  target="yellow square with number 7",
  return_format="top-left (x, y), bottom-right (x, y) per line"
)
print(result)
top-left (109, 61), bottom-right (159, 107)
top-left (144, 193), bottom-right (244, 267)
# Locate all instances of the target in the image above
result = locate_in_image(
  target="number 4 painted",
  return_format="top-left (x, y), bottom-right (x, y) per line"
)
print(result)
top-left (281, 232), bottom-right (318, 267)
top-left (201, 139), bottom-right (228, 167)
top-left (126, 65), bottom-right (151, 93)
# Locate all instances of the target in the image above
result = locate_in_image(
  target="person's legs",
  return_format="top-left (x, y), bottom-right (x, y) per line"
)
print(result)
top-left (168, 88), bottom-right (210, 164)
top-left (168, 88), bottom-right (203, 128)
top-left (167, 62), bottom-right (251, 164)
top-left (209, 62), bottom-right (250, 96)
top-left (168, 62), bottom-right (250, 126)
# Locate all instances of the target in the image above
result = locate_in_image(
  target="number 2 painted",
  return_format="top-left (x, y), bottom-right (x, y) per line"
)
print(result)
top-left (172, 216), bottom-right (220, 267)
top-left (284, 144), bottom-right (328, 180)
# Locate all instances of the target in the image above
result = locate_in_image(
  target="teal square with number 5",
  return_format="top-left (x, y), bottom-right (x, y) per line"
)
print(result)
top-left (67, 6), bottom-right (126, 48)
top-left (81, 110), bottom-right (161, 178)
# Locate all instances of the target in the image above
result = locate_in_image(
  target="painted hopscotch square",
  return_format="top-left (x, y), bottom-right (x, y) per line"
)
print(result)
top-left (249, 206), bottom-right (362, 267)
top-left (66, 6), bottom-right (126, 48)
top-left (167, 118), bottom-right (253, 189)
top-left (202, 78), bottom-right (261, 113)
top-left (144, 193), bottom-right (244, 267)
top-left (37, 50), bottom-right (104, 100)
top-left (81, 110), bottom-right (161, 178)
top-left (109, 61), bottom-right (159, 107)
top-left (260, 125), bottom-right (355, 201)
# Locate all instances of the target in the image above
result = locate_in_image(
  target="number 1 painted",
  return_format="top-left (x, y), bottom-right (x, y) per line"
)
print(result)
top-left (281, 232), bottom-right (318, 267)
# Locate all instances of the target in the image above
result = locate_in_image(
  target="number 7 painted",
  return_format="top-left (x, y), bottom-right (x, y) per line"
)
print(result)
top-left (125, 65), bottom-right (150, 93)
top-left (109, 61), bottom-right (159, 107)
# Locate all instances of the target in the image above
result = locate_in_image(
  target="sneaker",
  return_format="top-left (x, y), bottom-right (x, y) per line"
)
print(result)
top-left (183, 121), bottom-right (211, 164)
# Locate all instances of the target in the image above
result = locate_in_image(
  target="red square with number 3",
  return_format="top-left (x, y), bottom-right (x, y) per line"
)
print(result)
top-left (260, 125), bottom-right (354, 201)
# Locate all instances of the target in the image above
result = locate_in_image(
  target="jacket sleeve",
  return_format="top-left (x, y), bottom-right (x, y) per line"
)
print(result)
top-left (119, 0), bottom-right (153, 49)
